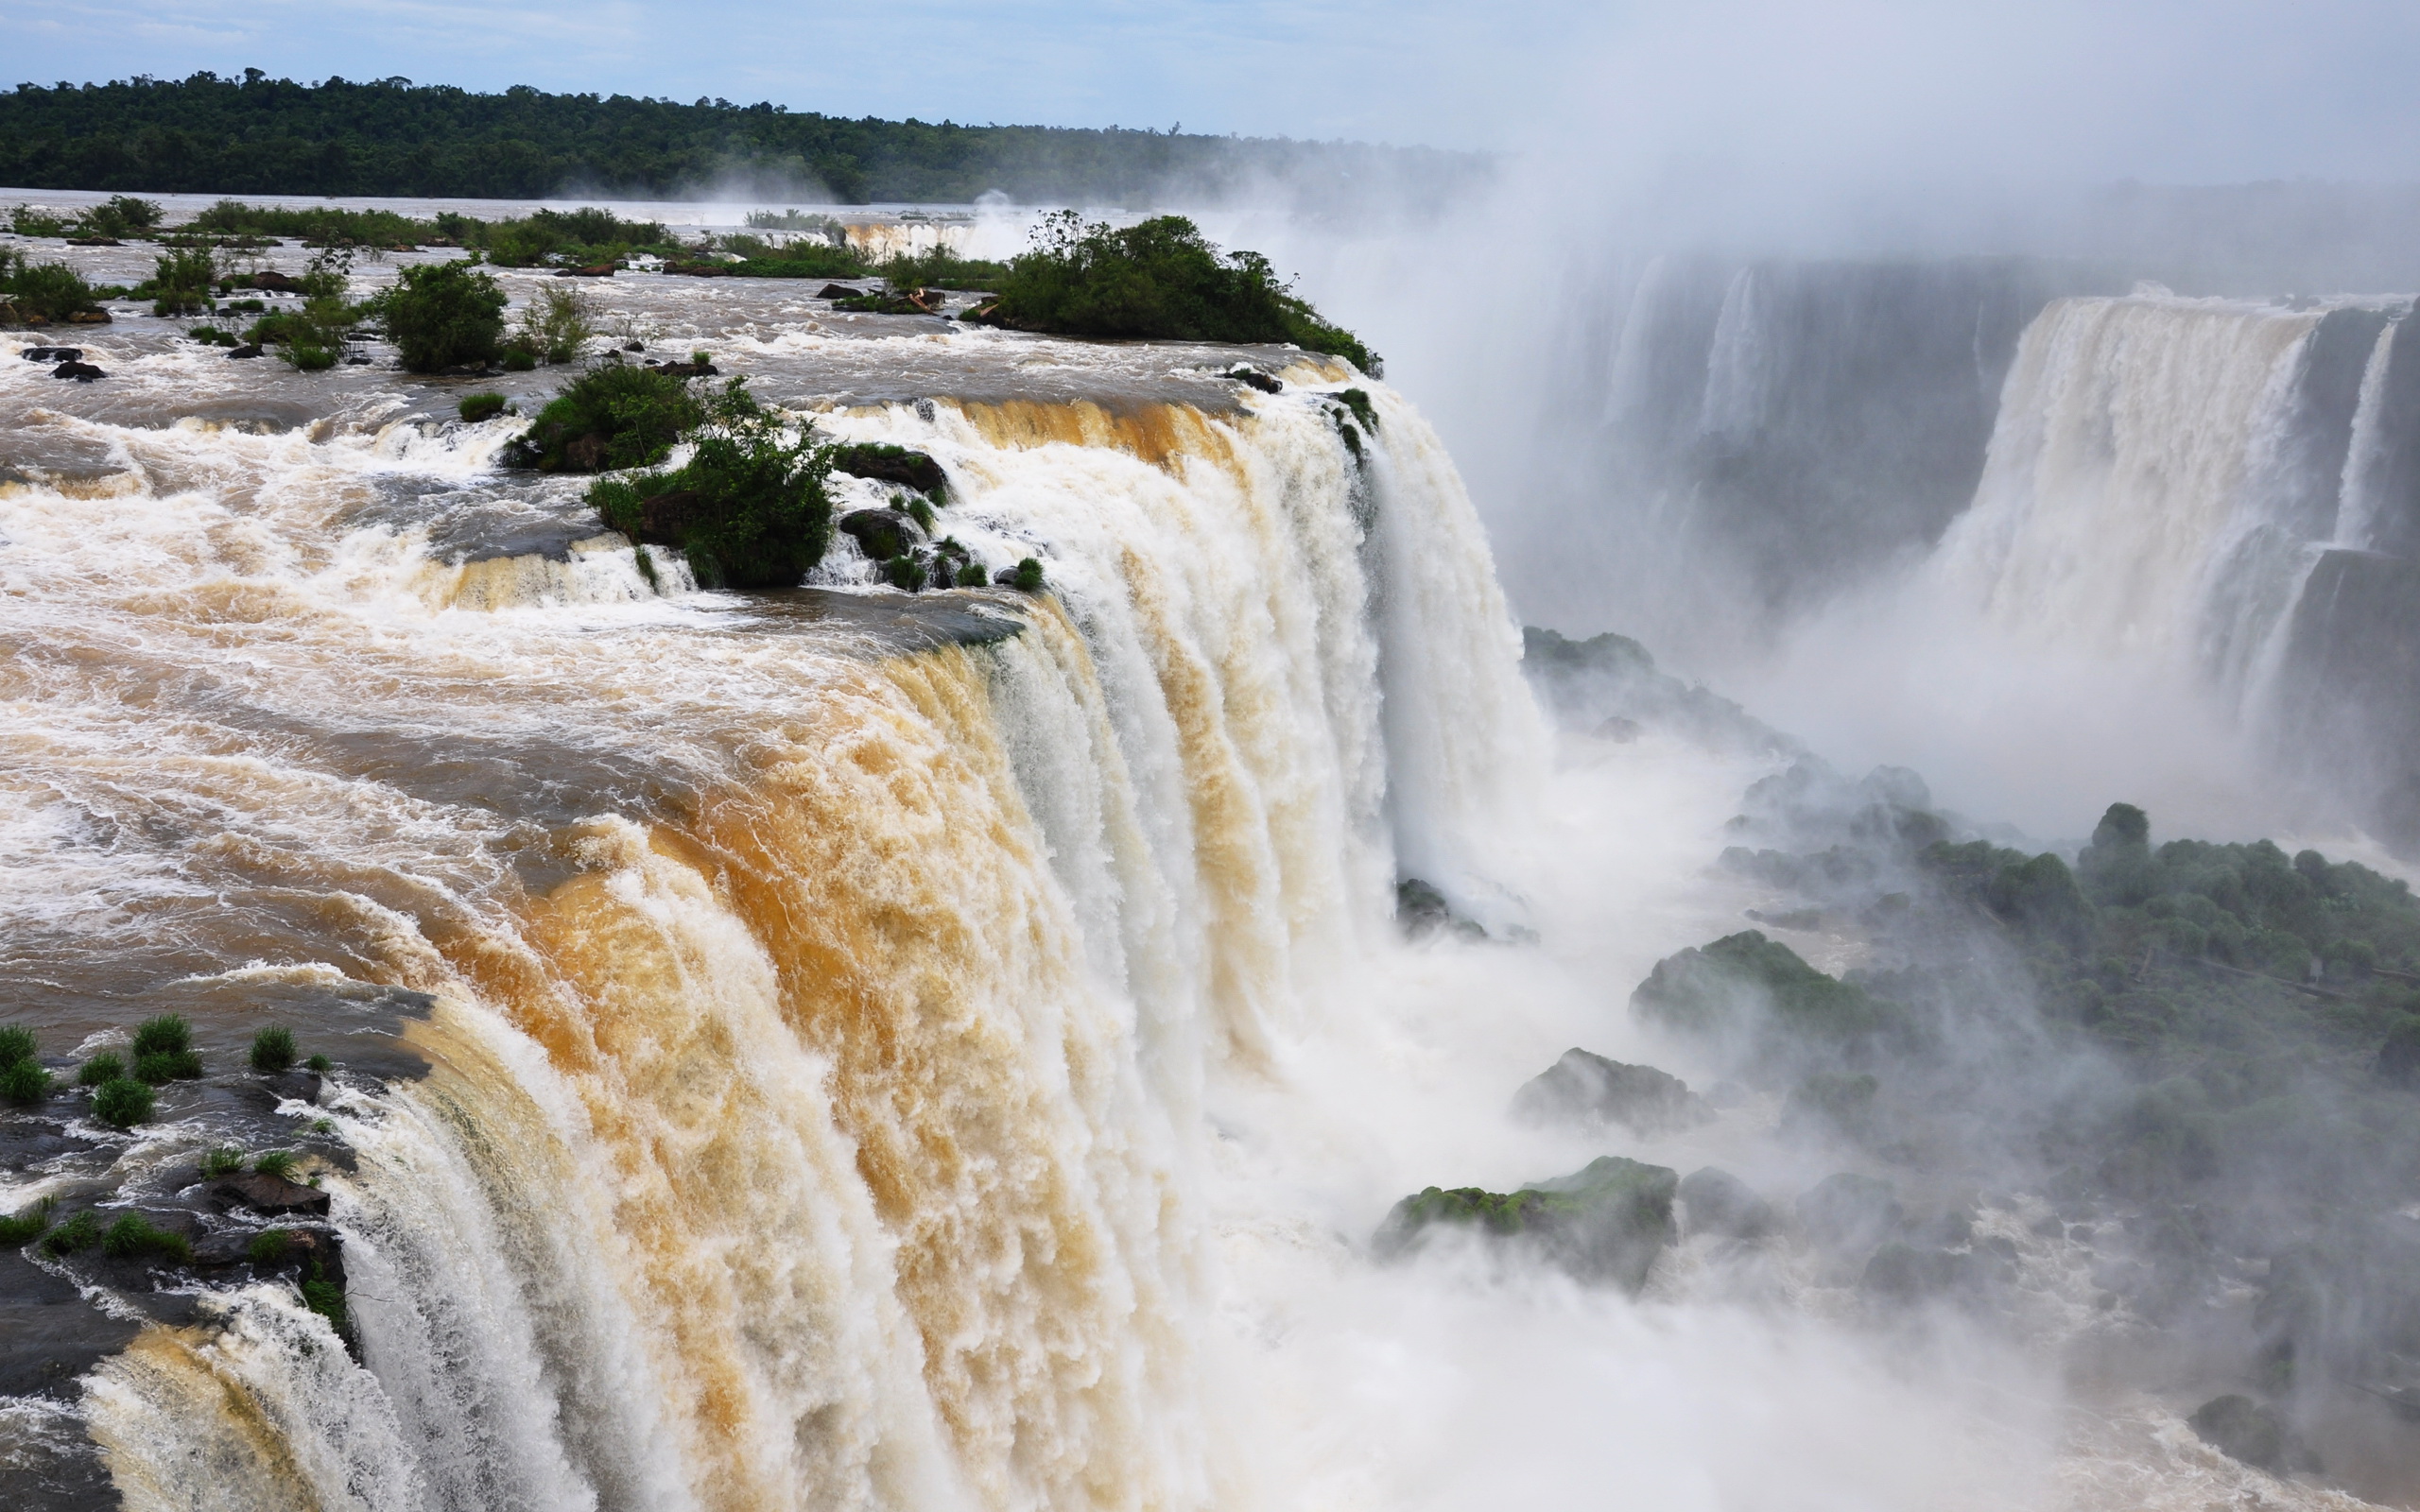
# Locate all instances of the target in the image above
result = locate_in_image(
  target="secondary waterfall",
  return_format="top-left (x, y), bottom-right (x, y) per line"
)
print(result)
top-left (0, 354), bottom-right (1541, 1508)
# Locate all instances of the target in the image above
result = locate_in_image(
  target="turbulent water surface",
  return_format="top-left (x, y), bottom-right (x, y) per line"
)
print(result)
top-left (1, 222), bottom-right (2409, 1510)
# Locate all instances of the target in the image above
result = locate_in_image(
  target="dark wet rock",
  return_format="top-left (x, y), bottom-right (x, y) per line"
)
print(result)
top-left (1513, 1048), bottom-right (1716, 1136)
top-left (838, 507), bottom-right (921, 561)
top-left (1860, 1241), bottom-right (1968, 1302)
top-left (50, 361), bottom-right (104, 382)
top-left (22, 346), bottom-right (81, 363)
top-left (1679, 1165), bottom-right (1778, 1240)
top-left (816, 284), bottom-right (858, 300)
top-left (0, 1250), bottom-right (140, 1397)
top-left (557, 264), bottom-right (615, 278)
top-left (229, 1069), bottom-right (323, 1112)
top-left (227, 343), bottom-right (265, 359)
top-left (208, 1172), bottom-right (330, 1216)
top-left (643, 359), bottom-right (717, 377)
top-left (2188, 1394), bottom-right (2320, 1475)
top-left (1796, 1173), bottom-right (1904, 1253)
top-left (1396, 876), bottom-right (1486, 940)
top-left (65, 309), bottom-right (111, 324)
top-left (621, 339), bottom-right (645, 352)
top-left (251, 269), bottom-right (302, 294)
top-left (1376, 1155), bottom-right (1679, 1293)
top-left (1229, 365), bottom-right (1283, 393)
top-left (830, 442), bottom-right (948, 495)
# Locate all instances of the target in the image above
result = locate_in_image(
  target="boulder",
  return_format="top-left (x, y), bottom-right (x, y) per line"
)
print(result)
top-left (562, 434), bottom-right (609, 472)
top-left (838, 507), bottom-right (920, 561)
top-left (2188, 1394), bottom-right (2320, 1474)
top-left (643, 360), bottom-right (717, 378)
top-left (208, 1173), bottom-right (330, 1217)
top-left (1512, 1048), bottom-right (1716, 1136)
top-left (817, 284), bottom-right (858, 300)
top-left (1375, 1156), bottom-right (1679, 1293)
top-left (1230, 366), bottom-right (1284, 394)
top-left (64, 236), bottom-right (120, 248)
top-left (1396, 876), bottom-right (1486, 940)
top-left (829, 443), bottom-right (947, 495)
top-left (227, 344), bottom-right (264, 360)
top-left (66, 309), bottom-right (112, 324)
top-left (557, 265), bottom-right (615, 278)
top-left (251, 270), bottom-right (302, 294)
top-left (50, 361), bottom-right (104, 382)
top-left (1678, 1166), bottom-right (1778, 1239)
top-left (23, 346), bottom-right (80, 363)
top-left (1796, 1173), bottom-right (1903, 1253)
top-left (1859, 1241), bottom-right (1968, 1302)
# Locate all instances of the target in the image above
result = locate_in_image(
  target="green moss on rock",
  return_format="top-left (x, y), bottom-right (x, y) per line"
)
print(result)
top-left (1375, 1155), bottom-right (1678, 1292)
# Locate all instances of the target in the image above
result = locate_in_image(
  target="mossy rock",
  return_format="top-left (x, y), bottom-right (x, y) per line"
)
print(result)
top-left (1678, 1166), bottom-right (1777, 1240)
top-left (1512, 1048), bottom-right (1714, 1136)
top-left (1375, 1156), bottom-right (1678, 1293)
top-left (1631, 931), bottom-right (1904, 1064)
top-left (838, 507), bottom-right (921, 562)
top-left (828, 442), bottom-right (946, 495)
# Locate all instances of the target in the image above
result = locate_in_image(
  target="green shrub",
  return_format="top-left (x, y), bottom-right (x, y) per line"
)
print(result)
top-left (248, 1229), bottom-right (295, 1264)
top-left (1011, 558), bottom-right (1046, 593)
top-left (509, 362), bottom-right (702, 473)
top-left (92, 1078), bottom-right (155, 1129)
top-left (200, 1146), bottom-right (246, 1177)
top-left (305, 1054), bottom-right (332, 1074)
top-left (588, 380), bottom-right (837, 590)
top-left (457, 392), bottom-right (510, 424)
top-left (517, 284), bottom-right (595, 364)
top-left (956, 562), bottom-right (989, 588)
top-left (0, 254), bottom-right (102, 322)
top-left (377, 260), bottom-right (507, 372)
top-left (285, 342), bottom-right (338, 372)
top-left (0, 1200), bottom-right (52, 1246)
top-left (101, 1213), bottom-right (191, 1263)
top-left (42, 1211), bottom-right (100, 1256)
top-left (301, 1260), bottom-right (348, 1332)
top-left (134, 1050), bottom-right (202, 1085)
top-left (0, 1061), bottom-right (52, 1104)
top-left (76, 1053), bottom-right (123, 1088)
top-left (187, 323), bottom-right (239, 346)
top-left (83, 196), bottom-right (163, 236)
top-left (253, 1150), bottom-right (299, 1181)
top-left (0, 1026), bottom-right (35, 1067)
top-left (147, 247), bottom-right (216, 317)
top-left (876, 244), bottom-right (1011, 292)
top-left (501, 347), bottom-right (538, 371)
top-left (131, 1015), bottom-right (191, 1058)
top-left (977, 213), bottom-right (1381, 374)
top-left (248, 1026), bottom-right (296, 1073)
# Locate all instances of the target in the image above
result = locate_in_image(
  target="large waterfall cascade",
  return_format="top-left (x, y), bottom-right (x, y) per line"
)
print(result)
top-left (0, 320), bottom-right (1543, 1509)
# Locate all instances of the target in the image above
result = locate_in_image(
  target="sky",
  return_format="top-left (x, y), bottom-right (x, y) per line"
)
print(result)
top-left (9, 0), bottom-right (2420, 182)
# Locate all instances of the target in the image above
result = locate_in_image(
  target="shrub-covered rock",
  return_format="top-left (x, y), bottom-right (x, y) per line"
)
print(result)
top-left (828, 442), bottom-right (947, 495)
top-left (1678, 1166), bottom-right (1778, 1240)
top-left (377, 259), bottom-right (507, 372)
top-left (506, 361), bottom-right (701, 473)
top-left (1632, 931), bottom-right (1904, 1067)
top-left (1512, 1048), bottom-right (1715, 1136)
top-left (1375, 1156), bottom-right (1679, 1292)
top-left (92, 1078), bottom-right (155, 1129)
top-left (837, 507), bottom-right (920, 562)
top-left (588, 382), bottom-right (836, 590)
top-left (971, 213), bottom-right (1381, 374)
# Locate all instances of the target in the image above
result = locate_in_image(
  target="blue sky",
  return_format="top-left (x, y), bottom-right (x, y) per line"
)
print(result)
top-left (9, 0), bottom-right (2420, 179)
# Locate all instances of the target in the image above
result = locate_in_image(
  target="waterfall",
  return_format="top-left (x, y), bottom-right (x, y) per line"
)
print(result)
top-left (4, 362), bottom-right (1542, 1507)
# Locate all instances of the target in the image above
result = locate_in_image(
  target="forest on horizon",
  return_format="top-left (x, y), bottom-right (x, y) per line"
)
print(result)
top-left (0, 71), bottom-right (1486, 205)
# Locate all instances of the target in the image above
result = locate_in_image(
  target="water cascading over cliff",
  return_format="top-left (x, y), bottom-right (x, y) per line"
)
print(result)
top-left (0, 351), bottom-right (1540, 1508)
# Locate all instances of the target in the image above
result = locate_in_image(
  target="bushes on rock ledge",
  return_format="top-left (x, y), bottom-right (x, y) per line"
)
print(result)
top-left (507, 362), bottom-right (702, 472)
top-left (588, 381), bottom-right (837, 590)
top-left (0, 251), bottom-right (106, 324)
top-left (970, 213), bottom-right (1380, 375)
top-left (374, 260), bottom-right (507, 372)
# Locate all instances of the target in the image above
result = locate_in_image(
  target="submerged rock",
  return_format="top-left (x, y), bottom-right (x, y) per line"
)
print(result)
top-left (1678, 1166), bottom-right (1777, 1240)
top-left (838, 507), bottom-right (921, 562)
top-left (1375, 1155), bottom-right (1679, 1293)
top-left (2188, 1394), bottom-right (2320, 1475)
top-left (1512, 1048), bottom-right (1716, 1136)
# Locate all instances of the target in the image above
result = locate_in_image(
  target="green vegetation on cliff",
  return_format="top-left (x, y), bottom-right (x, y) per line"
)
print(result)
top-left (585, 380), bottom-right (838, 591)
top-left (1375, 1156), bottom-right (1678, 1292)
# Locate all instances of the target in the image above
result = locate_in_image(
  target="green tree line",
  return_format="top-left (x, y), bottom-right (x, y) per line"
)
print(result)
top-left (0, 71), bottom-right (1484, 204)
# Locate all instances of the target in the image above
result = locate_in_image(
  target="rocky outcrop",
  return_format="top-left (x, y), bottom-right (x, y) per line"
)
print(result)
top-left (838, 507), bottom-right (920, 562)
top-left (208, 1172), bottom-right (331, 1217)
top-left (2188, 1395), bottom-right (2320, 1475)
top-left (1678, 1166), bottom-right (1777, 1239)
top-left (50, 361), bottom-right (103, 382)
top-left (829, 443), bottom-right (947, 496)
top-left (1375, 1155), bottom-right (1679, 1293)
top-left (1512, 1048), bottom-right (1716, 1136)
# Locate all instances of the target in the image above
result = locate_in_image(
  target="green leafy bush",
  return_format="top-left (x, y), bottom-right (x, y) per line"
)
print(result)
top-left (92, 1078), bottom-right (155, 1129)
top-left (1010, 558), bottom-right (1046, 593)
top-left (0, 1060), bottom-right (52, 1104)
top-left (249, 1026), bottom-right (296, 1073)
top-left (77, 1053), bottom-right (123, 1088)
top-left (0, 252), bottom-right (103, 321)
top-left (147, 247), bottom-right (216, 316)
top-left (377, 260), bottom-right (507, 371)
top-left (42, 1211), bottom-right (100, 1256)
top-left (515, 283), bottom-right (594, 364)
top-left (187, 323), bottom-right (240, 346)
top-left (588, 381), bottom-right (837, 590)
top-left (501, 347), bottom-right (537, 371)
top-left (974, 213), bottom-right (1381, 374)
top-left (509, 361), bottom-right (702, 472)
top-left (101, 1212), bottom-right (191, 1263)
